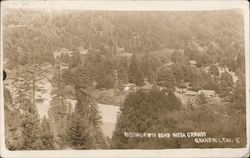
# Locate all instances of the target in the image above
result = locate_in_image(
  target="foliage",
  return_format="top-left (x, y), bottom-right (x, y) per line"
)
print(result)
top-left (3, 9), bottom-right (246, 149)
top-left (112, 88), bottom-right (181, 148)
top-left (5, 64), bottom-right (46, 150)
top-left (48, 64), bottom-right (68, 148)
top-left (38, 117), bottom-right (55, 149)
top-left (189, 68), bottom-right (205, 91)
top-left (231, 76), bottom-right (246, 112)
top-left (128, 54), bottom-right (144, 86)
top-left (171, 64), bottom-right (185, 85)
top-left (66, 113), bottom-right (92, 149)
top-left (220, 72), bottom-right (234, 99)
top-left (141, 51), bottom-right (159, 83)
top-left (20, 100), bottom-right (41, 149)
top-left (196, 93), bottom-right (207, 106)
top-left (66, 88), bottom-right (107, 149)
top-left (209, 65), bottom-right (220, 76)
top-left (5, 98), bottom-right (23, 150)
top-left (166, 90), bottom-right (182, 110)
top-left (171, 50), bottom-right (189, 64)
top-left (156, 66), bottom-right (176, 90)
top-left (95, 56), bottom-right (116, 89)
top-left (117, 57), bottom-right (129, 85)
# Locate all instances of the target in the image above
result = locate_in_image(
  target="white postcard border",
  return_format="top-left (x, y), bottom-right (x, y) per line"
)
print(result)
top-left (0, 1), bottom-right (249, 158)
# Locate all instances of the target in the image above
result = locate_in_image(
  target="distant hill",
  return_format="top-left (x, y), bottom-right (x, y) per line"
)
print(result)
top-left (3, 9), bottom-right (244, 69)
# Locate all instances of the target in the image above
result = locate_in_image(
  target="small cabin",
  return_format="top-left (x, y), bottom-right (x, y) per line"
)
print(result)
top-left (124, 83), bottom-right (136, 91)
top-left (116, 46), bottom-right (125, 53)
top-left (185, 90), bottom-right (198, 96)
top-left (53, 48), bottom-right (73, 59)
top-left (60, 62), bottom-right (69, 70)
top-left (116, 52), bottom-right (133, 58)
top-left (189, 60), bottom-right (197, 66)
top-left (79, 47), bottom-right (88, 55)
top-left (140, 82), bottom-right (153, 91)
top-left (198, 90), bottom-right (216, 98)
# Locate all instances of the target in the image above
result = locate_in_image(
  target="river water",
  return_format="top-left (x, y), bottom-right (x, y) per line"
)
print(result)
top-left (36, 78), bottom-right (52, 118)
top-left (36, 78), bottom-right (120, 137)
top-left (97, 104), bottom-right (120, 137)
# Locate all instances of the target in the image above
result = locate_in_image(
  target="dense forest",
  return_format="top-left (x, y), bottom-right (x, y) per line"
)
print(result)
top-left (3, 9), bottom-right (246, 149)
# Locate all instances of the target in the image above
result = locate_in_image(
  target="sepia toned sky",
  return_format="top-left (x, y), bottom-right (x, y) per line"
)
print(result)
top-left (1, 0), bottom-right (248, 13)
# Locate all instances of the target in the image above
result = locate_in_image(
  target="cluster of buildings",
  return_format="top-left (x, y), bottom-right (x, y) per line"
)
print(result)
top-left (123, 82), bottom-right (216, 99)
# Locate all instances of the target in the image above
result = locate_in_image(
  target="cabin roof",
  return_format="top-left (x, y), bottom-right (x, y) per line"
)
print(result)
top-left (198, 90), bottom-right (215, 95)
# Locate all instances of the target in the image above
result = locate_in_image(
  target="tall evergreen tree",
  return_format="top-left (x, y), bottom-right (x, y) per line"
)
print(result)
top-left (156, 66), bottom-right (176, 90)
top-left (209, 65), bottom-right (220, 76)
top-left (37, 117), bottom-right (54, 149)
top-left (112, 88), bottom-right (179, 148)
top-left (141, 51), bottom-right (158, 83)
top-left (235, 52), bottom-right (245, 74)
top-left (20, 99), bottom-right (41, 149)
top-left (171, 50), bottom-right (188, 64)
top-left (232, 76), bottom-right (245, 112)
top-left (112, 90), bottom-right (152, 148)
top-left (128, 54), bottom-right (144, 86)
top-left (65, 66), bottom-right (107, 149)
top-left (220, 72), bottom-right (234, 99)
top-left (166, 90), bottom-right (182, 110)
top-left (95, 56), bottom-right (116, 89)
top-left (70, 49), bottom-right (82, 68)
top-left (66, 87), bottom-right (106, 149)
top-left (117, 57), bottom-right (129, 85)
top-left (189, 68), bottom-right (205, 91)
top-left (66, 110), bottom-right (92, 149)
top-left (196, 93), bottom-right (207, 106)
top-left (171, 64), bottom-right (184, 85)
top-left (10, 63), bottom-right (46, 109)
top-left (48, 63), bottom-right (68, 148)
top-left (5, 87), bottom-right (23, 150)
top-left (182, 65), bottom-right (192, 82)
top-left (7, 64), bottom-right (44, 150)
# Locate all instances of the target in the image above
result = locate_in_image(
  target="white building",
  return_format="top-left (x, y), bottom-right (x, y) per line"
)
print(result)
top-left (198, 90), bottom-right (216, 98)
top-left (53, 48), bottom-right (73, 59)
top-left (185, 90), bottom-right (198, 96)
top-left (189, 60), bottom-right (197, 67)
top-left (79, 47), bottom-right (88, 55)
top-left (124, 83), bottom-right (136, 91)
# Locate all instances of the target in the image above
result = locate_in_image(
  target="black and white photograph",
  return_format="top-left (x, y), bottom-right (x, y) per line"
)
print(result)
top-left (0, 0), bottom-right (249, 157)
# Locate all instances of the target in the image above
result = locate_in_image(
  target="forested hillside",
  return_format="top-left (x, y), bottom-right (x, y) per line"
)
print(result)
top-left (3, 9), bottom-right (246, 149)
top-left (4, 9), bottom-right (244, 67)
